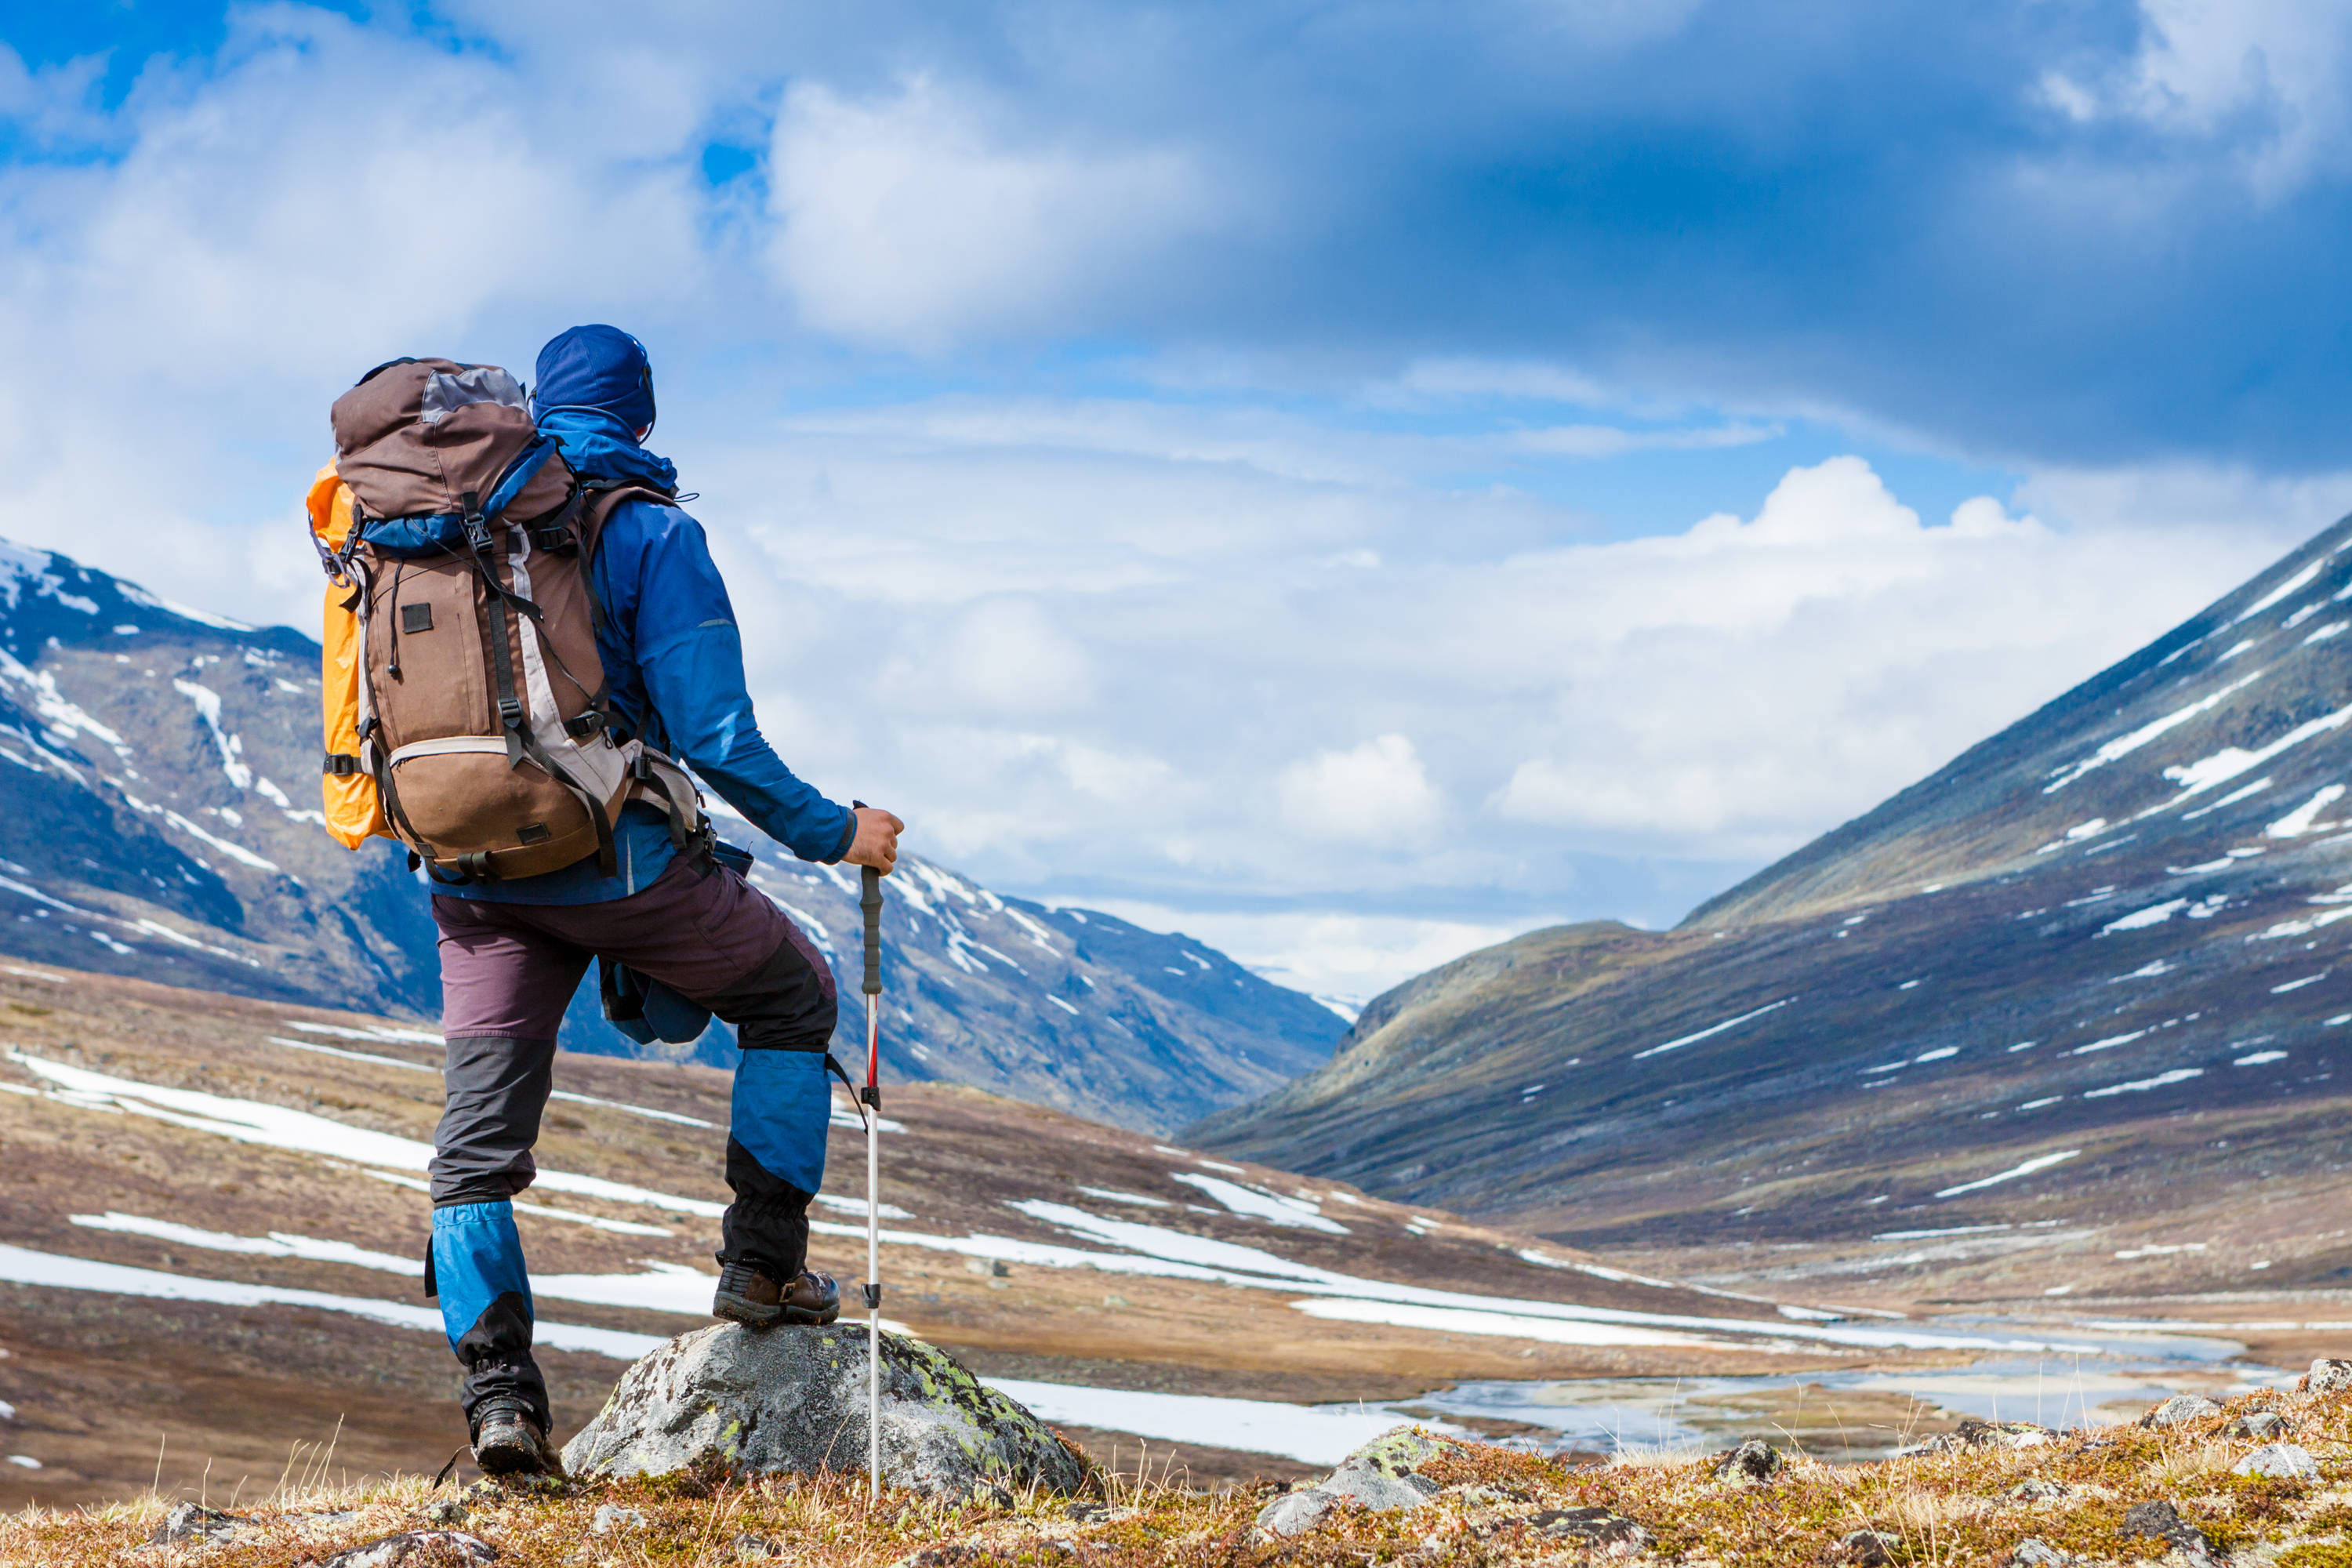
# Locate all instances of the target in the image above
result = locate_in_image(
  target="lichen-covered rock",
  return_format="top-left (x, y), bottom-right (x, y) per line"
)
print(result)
top-left (1836, 1529), bottom-right (1901, 1566)
top-left (310, 1531), bottom-right (499, 1567)
top-left (2223, 1409), bottom-right (2288, 1441)
top-left (2140, 1395), bottom-right (2224, 1428)
top-left (1907, 1416), bottom-right (2056, 1456)
top-left (2305, 1359), bottom-right (2352, 1397)
top-left (1529, 1507), bottom-right (1652, 1555)
top-left (2005, 1478), bottom-right (2069, 1503)
top-left (2009, 1540), bottom-right (2074, 1567)
top-left (149, 1504), bottom-right (256, 1548)
top-left (2234, 1442), bottom-right (2319, 1480)
top-left (1252, 1427), bottom-right (1451, 1537)
top-left (560, 1323), bottom-right (1086, 1497)
top-left (2118, 1500), bottom-right (2216, 1567)
top-left (1710, 1437), bottom-right (1783, 1486)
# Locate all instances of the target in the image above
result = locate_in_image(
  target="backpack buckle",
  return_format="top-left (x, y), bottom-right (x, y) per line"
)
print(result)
top-left (498, 698), bottom-right (524, 731)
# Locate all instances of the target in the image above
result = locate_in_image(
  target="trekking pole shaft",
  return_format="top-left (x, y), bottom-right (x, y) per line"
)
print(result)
top-left (866, 987), bottom-right (880, 1498)
top-left (853, 845), bottom-right (883, 1500)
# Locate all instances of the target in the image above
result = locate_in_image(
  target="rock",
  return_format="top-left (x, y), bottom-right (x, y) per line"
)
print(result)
top-left (2118, 1501), bottom-right (2216, 1566)
top-left (1955, 1417), bottom-right (2054, 1449)
top-left (1528, 1508), bottom-right (1653, 1555)
top-left (2140, 1395), bottom-right (2224, 1428)
top-left (1836, 1529), bottom-right (1903, 1566)
top-left (1255, 1490), bottom-right (1337, 1537)
top-left (589, 1504), bottom-right (647, 1534)
top-left (310, 1531), bottom-right (499, 1568)
top-left (560, 1323), bottom-right (1086, 1498)
top-left (1908, 1416), bottom-right (2058, 1455)
top-left (2009, 1541), bottom-right (2073, 1567)
top-left (728, 1536), bottom-right (783, 1563)
top-left (419, 1499), bottom-right (467, 1526)
top-left (2305, 1359), bottom-right (2352, 1397)
top-left (2233, 1442), bottom-right (2319, 1480)
top-left (2005, 1478), bottom-right (2069, 1503)
top-left (2223, 1409), bottom-right (2286, 1441)
top-left (1253, 1427), bottom-right (1451, 1537)
top-left (1711, 1437), bottom-right (1783, 1486)
top-left (148, 1503), bottom-right (253, 1548)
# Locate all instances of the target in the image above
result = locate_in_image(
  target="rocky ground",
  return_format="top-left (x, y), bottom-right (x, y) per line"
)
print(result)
top-left (19, 1361), bottom-right (2352, 1566)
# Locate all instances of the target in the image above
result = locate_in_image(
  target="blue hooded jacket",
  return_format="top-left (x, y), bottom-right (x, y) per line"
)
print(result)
top-left (434, 326), bottom-right (855, 904)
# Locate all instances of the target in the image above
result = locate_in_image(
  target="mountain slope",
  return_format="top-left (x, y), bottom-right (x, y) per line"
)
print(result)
top-left (0, 537), bottom-right (1338, 1132)
top-left (1192, 514), bottom-right (2352, 1271)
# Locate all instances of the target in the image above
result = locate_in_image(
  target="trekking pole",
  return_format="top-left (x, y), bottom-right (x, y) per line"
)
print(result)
top-left (855, 814), bottom-right (885, 1501)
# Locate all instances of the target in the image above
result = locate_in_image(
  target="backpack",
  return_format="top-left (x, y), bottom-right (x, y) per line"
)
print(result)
top-left (314, 357), bottom-right (704, 883)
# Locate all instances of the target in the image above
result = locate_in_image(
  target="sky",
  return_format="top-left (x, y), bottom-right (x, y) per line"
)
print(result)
top-left (2, 0), bottom-right (2350, 1002)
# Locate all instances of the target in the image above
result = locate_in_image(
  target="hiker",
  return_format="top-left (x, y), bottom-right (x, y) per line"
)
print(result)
top-left (314, 328), bottom-right (902, 1477)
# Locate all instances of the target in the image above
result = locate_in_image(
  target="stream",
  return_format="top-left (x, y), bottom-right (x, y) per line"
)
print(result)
top-left (1352, 1313), bottom-right (2298, 1463)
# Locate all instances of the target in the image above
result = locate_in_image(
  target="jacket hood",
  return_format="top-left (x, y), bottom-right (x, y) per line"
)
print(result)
top-left (532, 324), bottom-right (657, 434)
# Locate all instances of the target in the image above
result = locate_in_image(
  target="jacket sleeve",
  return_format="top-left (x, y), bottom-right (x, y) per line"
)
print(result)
top-left (623, 506), bottom-right (857, 863)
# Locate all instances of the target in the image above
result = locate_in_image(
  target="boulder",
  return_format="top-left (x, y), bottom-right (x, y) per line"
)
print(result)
top-left (2305, 1359), bottom-right (2352, 1397)
top-left (1710, 1437), bottom-right (1783, 1486)
top-left (2009, 1541), bottom-right (2073, 1567)
top-left (2140, 1395), bottom-right (2223, 1428)
top-left (1254, 1427), bottom-right (1451, 1537)
top-left (2233, 1442), bottom-right (2319, 1480)
top-left (561, 1323), bottom-right (1086, 1498)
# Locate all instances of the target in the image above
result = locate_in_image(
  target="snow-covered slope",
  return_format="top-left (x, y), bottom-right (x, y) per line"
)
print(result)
top-left (0, 538), bottom-right (1338, 1132)
top-left (1195, 514), bottom-right (2352, 1266)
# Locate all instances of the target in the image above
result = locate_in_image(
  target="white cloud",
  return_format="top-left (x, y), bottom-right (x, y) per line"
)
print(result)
top-left (2042, 0), bottom-right (2352, 195)
top-left (768, 75), bottom-right (1227, 349)
top-left (1059, 900), bottom-right (1547, 1007)
top-left (1277, 735), bottom-right (1446, 847)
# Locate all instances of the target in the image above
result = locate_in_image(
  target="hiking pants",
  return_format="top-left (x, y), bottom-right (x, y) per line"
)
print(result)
top-left (423, 853), bottom-right (838, 1429)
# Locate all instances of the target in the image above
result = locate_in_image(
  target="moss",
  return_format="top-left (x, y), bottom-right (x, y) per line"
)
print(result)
top-left (2279, 1542), bottom-right (2352, 1568)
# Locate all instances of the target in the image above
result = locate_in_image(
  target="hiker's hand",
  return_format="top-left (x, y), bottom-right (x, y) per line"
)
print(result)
top-left (845, 806), bottom-right (903, 874)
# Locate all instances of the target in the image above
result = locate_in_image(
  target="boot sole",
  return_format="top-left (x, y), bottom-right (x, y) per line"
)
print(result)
top-left (474, 1436), bottom-right (551, 1476)
top-left (713, 1291), bottom-right (784, 1329)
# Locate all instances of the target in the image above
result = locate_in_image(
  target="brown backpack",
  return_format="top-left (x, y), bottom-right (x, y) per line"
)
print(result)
top-left (323, 357), bottom-right (702, 883)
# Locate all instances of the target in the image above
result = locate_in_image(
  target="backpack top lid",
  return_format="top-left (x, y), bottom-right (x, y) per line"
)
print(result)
top-left (331, 358), bottom-right (565, 524)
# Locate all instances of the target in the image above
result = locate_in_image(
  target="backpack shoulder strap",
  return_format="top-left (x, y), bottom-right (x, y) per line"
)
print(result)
top-left (575, 482), bottom-right (678, 562)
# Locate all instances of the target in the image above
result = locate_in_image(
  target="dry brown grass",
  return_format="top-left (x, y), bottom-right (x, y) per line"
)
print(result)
top-left (16, 1383), bottom-right (2352, 1566)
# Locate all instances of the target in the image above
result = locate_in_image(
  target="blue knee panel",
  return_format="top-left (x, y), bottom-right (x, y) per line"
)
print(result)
top-left (432, 1200), bottom-right (532, 1352)
top-left (731, 1050), bottom-right (832, 1196)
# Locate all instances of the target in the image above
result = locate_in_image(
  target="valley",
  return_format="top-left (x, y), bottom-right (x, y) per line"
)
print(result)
top-left (1195, 514), bottom-right (2352, 1312)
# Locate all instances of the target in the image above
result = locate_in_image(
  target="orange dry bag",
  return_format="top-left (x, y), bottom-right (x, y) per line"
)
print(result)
top-left (306, 463), bottom-right (390, 848)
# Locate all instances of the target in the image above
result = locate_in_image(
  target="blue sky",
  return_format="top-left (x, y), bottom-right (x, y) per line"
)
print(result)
top-left (2, 0), bottom-right (2347, 998)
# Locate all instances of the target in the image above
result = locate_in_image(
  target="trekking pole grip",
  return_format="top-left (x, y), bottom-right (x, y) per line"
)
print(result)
top-left (861, 867), bottom-right (882, 996)
top-left (853, 800), bottom-right (883, 997)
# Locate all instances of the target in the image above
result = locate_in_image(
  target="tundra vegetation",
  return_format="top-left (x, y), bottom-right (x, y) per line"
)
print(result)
top-left (16, 1374), bottom-right (2352, 1566)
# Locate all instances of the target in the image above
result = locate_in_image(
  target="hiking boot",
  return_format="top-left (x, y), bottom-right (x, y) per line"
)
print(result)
top-left (470, 1396), bottom-right (561, 1477)
top-left (713, 1261), bottom-right (840, 1328)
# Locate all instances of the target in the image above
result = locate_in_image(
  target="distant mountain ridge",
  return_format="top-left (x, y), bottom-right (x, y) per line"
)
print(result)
top-left (1193, 514), bottom-right (2352, 1277)
top-left (0, 537), bottom-right (1338, 1132)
